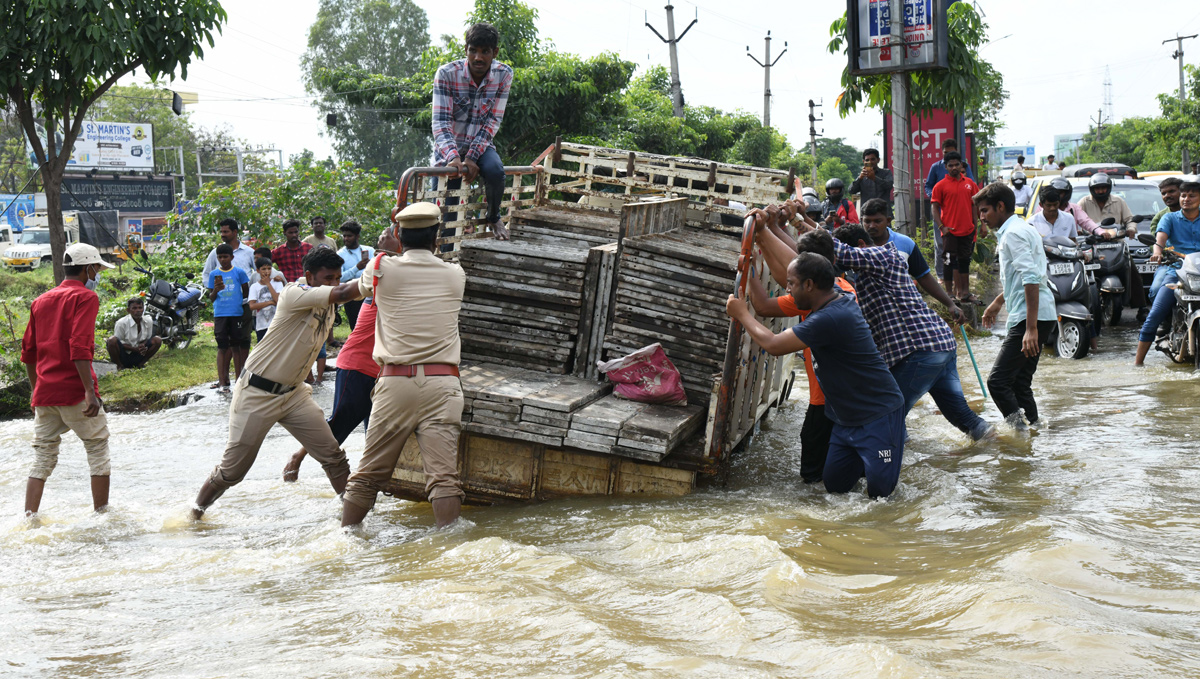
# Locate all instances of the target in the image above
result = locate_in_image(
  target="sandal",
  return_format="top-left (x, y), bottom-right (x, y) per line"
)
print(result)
top-left (958, 294), bottom-right (982, 305)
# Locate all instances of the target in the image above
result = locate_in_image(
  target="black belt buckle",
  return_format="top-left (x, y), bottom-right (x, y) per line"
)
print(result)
top-left (249, 373), bottom-right (291, 395)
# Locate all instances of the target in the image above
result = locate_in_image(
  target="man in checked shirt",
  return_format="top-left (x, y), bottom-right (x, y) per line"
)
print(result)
top-left (433, 22), bottom-right (513, 240)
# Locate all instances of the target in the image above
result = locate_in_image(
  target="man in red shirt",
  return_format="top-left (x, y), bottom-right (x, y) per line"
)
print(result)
top-left (21, 244), bottom-right (115, 516)
top-left (270, 219), bottom-right (312, 282)
top-left (931, 151), bottom-right (986, 301)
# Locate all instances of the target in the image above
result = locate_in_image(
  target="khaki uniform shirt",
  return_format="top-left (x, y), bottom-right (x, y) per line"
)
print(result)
top-left (303, 234), bottom-right (339, 250)
top-left (244, 283), bottom-right (335, 386)
top-left (1077, 194), bottom-right (1134, 229)
top-left (360, 249), bottom-right (465, 366)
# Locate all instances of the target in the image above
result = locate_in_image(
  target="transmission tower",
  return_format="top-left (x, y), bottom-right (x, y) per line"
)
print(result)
top-left (1103, 66), bottom-right (1114, 123)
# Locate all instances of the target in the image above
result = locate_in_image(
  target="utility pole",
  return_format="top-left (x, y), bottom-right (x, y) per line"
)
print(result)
top-left (645, 4), bottom-right (697, 118)
top-left (746, 32), bottom-right (787, 128)
top-left (808, 99), bottom-right (822, 189)
top-left (1090, 108), bottom-right (1108, 160)
top-left (1163, 34), bottom-right (1197, 172)
top-left (888, 0), bottom-right (912, 235)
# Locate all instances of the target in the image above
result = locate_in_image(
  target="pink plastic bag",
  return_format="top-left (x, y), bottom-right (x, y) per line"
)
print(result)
top-left (597, 343), bottom-right (688, 406)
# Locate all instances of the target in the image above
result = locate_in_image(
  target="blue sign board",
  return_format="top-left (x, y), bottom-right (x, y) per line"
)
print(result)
top-left (0, 193), bottom-right (37, 231)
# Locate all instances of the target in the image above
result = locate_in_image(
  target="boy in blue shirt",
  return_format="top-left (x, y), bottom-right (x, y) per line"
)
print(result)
top-left (726, 249), bottom-right (907, 499)
top-left (208, 243), bottom-right (251, 393)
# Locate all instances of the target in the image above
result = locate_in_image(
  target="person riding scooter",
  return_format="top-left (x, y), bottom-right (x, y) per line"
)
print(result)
top-left (821, 178), bottom-right (859, 227)
top-left (1012, 171), bottom-right (1032, 208)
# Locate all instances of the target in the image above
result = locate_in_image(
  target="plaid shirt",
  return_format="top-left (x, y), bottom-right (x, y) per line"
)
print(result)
top-left (832, 239), bottom-right (957, 367)
top-left (432, 59), bottom-right (513, 164)
top-left (271, 242), bottom-right (311, 282)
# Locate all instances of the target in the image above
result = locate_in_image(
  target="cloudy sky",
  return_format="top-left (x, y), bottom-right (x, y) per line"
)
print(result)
top-left (129, 0), bottom-right (1200, 169)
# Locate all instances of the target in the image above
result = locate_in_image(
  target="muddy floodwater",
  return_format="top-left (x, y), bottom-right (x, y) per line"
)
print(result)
top-left (3, 322), bottom-right (1200, 678)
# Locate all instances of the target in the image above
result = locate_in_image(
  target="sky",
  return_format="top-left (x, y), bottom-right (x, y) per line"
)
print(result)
top-left (121, 0), bottom-right (1200, 171)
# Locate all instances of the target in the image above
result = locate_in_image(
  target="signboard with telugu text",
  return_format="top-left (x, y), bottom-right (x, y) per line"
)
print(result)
top-left (61, 176), bottom-right (176, 213)
top-left (847, 0), bottom-right (949, 75)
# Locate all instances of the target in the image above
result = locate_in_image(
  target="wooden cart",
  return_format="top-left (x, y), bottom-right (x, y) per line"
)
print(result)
top-left (379, 141), bottom-right (799, 504)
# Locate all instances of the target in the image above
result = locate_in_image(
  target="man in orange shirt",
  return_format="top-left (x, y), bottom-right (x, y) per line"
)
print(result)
top-left (749, 226), bottom-right (855, 483)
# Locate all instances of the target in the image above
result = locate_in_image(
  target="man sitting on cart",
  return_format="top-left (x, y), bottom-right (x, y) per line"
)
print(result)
top-left (433, 22), bottom-right (513, 240)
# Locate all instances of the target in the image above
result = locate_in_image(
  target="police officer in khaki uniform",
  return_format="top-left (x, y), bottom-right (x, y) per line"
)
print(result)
top-left (191, 248), bottom-right (364, 519)
top-left (342, 202), bottom-right (467, 529)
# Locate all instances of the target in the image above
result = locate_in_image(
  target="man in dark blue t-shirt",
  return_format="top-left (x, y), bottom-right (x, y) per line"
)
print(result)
top-left (726, 250), bottom-right (907, 498)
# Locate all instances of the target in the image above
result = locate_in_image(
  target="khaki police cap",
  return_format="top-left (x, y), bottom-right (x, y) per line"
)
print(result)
top-left (396, 202), bottom-right (442, 229)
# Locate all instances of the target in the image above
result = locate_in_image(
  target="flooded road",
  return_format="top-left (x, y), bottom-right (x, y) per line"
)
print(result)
top-left (3, 321), bottom-right (1200, 678)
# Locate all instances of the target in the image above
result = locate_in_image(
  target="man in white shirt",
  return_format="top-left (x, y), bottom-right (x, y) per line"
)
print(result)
top-left (1011, 171), bottom-right (1032, 207)
top-left (105, 298), bottom-right (161, 370)
top-left (1026, 188), bottom-right (1078, 239)
top-left (1042, 155), bottom-right (1058, 171)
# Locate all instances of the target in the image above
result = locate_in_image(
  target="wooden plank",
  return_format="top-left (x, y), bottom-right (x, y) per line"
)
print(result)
top-left (523, 376), bottom-right (610, 412)
top-left (460, 249), bottom-right (587, 276)
top-left (621, 404), bottom-right (705, 443)
top-left (561, 437), bottom-right (612, 454)
top-left (521, 412), bottom-right (571, 427)
top-left (460, 363), bottom-right (525, 398)
top-left (518, 421), bottom-right (569, 437)
top-left (574, 246), bottom-right (602, 375)
top-left (623, 235), bottom-right (737, 272)
top-left (538, 449), bottom-right (613, 497)
top-left (463, 260), bottom-right (586, 285)
top-left (462, 238), bottom-right (591, 263)
top-left (611, 444), bottom-right (668, 463)
top-left (461, 351), bottom-right (568, 374)
top-left (461, 301), bottom-right (580, 330)
top-left (475, 371), bottom-right (564, 404)
top-left (615, 269), bottom-right (730, 306)
top-left (465, 277), bottom-right (584, 306)
top-left (564, 429), bottom-right (618, 446)
top-left (571, 395), bottom-right (647, 430)
top-left (621, 254), bottom-right (735, 291)
top-left (462, 433), bottom-right (538, 499)
top-left (612, 460), bottom-right (695, 496)
top-left (522, 405), bottom-right (575, 421)
top-left (460, 319), bottom-right (575, 343)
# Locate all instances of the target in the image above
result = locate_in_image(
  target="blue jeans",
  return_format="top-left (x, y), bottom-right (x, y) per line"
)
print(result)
top-left (890, 349), bottom-right (991, 440)
top-left (823, 408), bottom-right (906, 499)
top-left (436, 146), bottom-right (506, 224)
top-left (1139, 267), bottom-right (1178, 342)
top-left (327, 368), bottom-right (376, 443)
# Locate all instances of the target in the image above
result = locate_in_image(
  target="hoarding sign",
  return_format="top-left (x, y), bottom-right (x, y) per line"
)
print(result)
top-left (61, 177), bottom-right (176, 213)
top-left (26, 120), bottom-right (155, 170)
top-left (0, 193), bottom-right (37, 231)
top-left (986, 146), bottom-right (1037, 169)
top-left (848, 0), bottom-right (948, 75)
top-left (1054, 134), bottom-right (1084, 162)
top-left (884, 109), bottom-right (967, 196)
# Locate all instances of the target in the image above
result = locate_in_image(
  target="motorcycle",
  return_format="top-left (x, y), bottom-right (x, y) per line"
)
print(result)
top-left (1079, 218), bottom-right (1132, 326)
top-left (1043, 235), bottom-right (1094, 359)
top-left (1127, 216), bottom-right (1156, 323)
top-left (134, 260), bottom-right (203, 350)
top-left (1138, 233), bottom-right (1200, 367)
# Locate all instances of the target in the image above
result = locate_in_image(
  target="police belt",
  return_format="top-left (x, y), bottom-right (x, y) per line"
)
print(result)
top-left (379, 364), bottom-right (460, 378)
top-left (248, 373), bottom-right (295, 395)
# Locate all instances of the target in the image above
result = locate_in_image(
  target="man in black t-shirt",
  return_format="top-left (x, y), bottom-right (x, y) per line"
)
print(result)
top-left (725, 247), bottom-right (907, 498)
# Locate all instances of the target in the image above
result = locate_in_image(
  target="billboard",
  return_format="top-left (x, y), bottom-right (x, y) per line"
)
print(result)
top-left (1054, 134), bottom-right (1085, 162)
top-left (986, 146), bottom-right (1036, 169)
top-left (883, 109), bottom-right (969, 196)
top-left (26, 120), bottom-right (155, 171)
top-left (61, 176), bottom-right (176, 213)
top-left (847, 0), bottom-right (949, 75)
top-left (0, 193), bottom-right (38, 231)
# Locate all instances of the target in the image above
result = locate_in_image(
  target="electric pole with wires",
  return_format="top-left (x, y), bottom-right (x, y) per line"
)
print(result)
top-left (808, 99), bottom-right (822, 189)
top-left (745, 32), bottom-right (787, 128)
top-left (1163, 33), bottom-right (1197, 173)
top-left (645, 4), bottom-right (697, 118)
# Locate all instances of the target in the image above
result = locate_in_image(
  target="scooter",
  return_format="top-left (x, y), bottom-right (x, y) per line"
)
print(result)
top-left (1138, 234), bottom-right (1200, 367)
top-left (1127, 216), bottom-right (1155, 323)
top-left (1043, 235), bottom-right (1093, 359)
top-left (134, 259), bottom-right (203, 350)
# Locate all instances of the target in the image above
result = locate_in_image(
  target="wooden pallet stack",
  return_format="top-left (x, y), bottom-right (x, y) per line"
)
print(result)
top-left (603, 228), bottom-right (739, 407)
top-left (460, 364), bottom-right (611, 447)
top-left (459, 239), bottom-right (592, 374)
top-left (509, 206), bottom-right (621, 249)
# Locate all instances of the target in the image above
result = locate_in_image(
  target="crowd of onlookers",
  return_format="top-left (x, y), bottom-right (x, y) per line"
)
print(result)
top-left (104, 215), bottom-right (376, 393)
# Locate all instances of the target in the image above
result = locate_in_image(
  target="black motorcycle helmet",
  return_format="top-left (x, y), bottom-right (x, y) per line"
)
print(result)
top-left (1012, 171), bottom-right (1026, 188)
top-left (1049, 177), bottom-right (1073, 204)
top-left (1088, 172), bottom-right (1112, 201)
top-left (825, 177), bottom-right (845, 201)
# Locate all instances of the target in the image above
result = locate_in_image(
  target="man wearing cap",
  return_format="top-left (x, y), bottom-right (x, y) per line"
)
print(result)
top-left (21, 244), bottom-right (115, 515)
top-left (342, 202), bottom-right (467, 529)
top-left (336, 220), bottom-right (375, 330)
top-left (190, 247), bottom-right (364, 519)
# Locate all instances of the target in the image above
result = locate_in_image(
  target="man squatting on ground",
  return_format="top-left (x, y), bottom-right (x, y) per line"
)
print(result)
top-left (726, 232), bottom-right (907, 499)
top-left (191, 248), bottom-right (364, 518)
top-left (106, 297), bottom-right (162, 370)
top-left (341, 202), bottom-right (468, 528)
top-left (22, 244), bottom-right (116, 515)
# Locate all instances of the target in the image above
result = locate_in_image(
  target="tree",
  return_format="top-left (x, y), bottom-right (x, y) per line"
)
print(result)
top-left (827, 4), bottom-right (1007, 157)
top-left (303, 0), bottom-right (432, 177)
top-left (0, 0), bottom-right (225, 282)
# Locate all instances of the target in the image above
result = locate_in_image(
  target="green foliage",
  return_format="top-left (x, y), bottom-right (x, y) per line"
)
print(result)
top-left (1063, 66), bottom-right (1200, 171)
top-left (173, 158), bottom-right (394, 253)
top-left (0, 0), bottom-right (227, 282)
top-left (302, 0), bottom-right (432, 177)
top-left (827, 3), bottom-right (1007, 154)
top-left (466, 0), bottom-right (541, 68)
